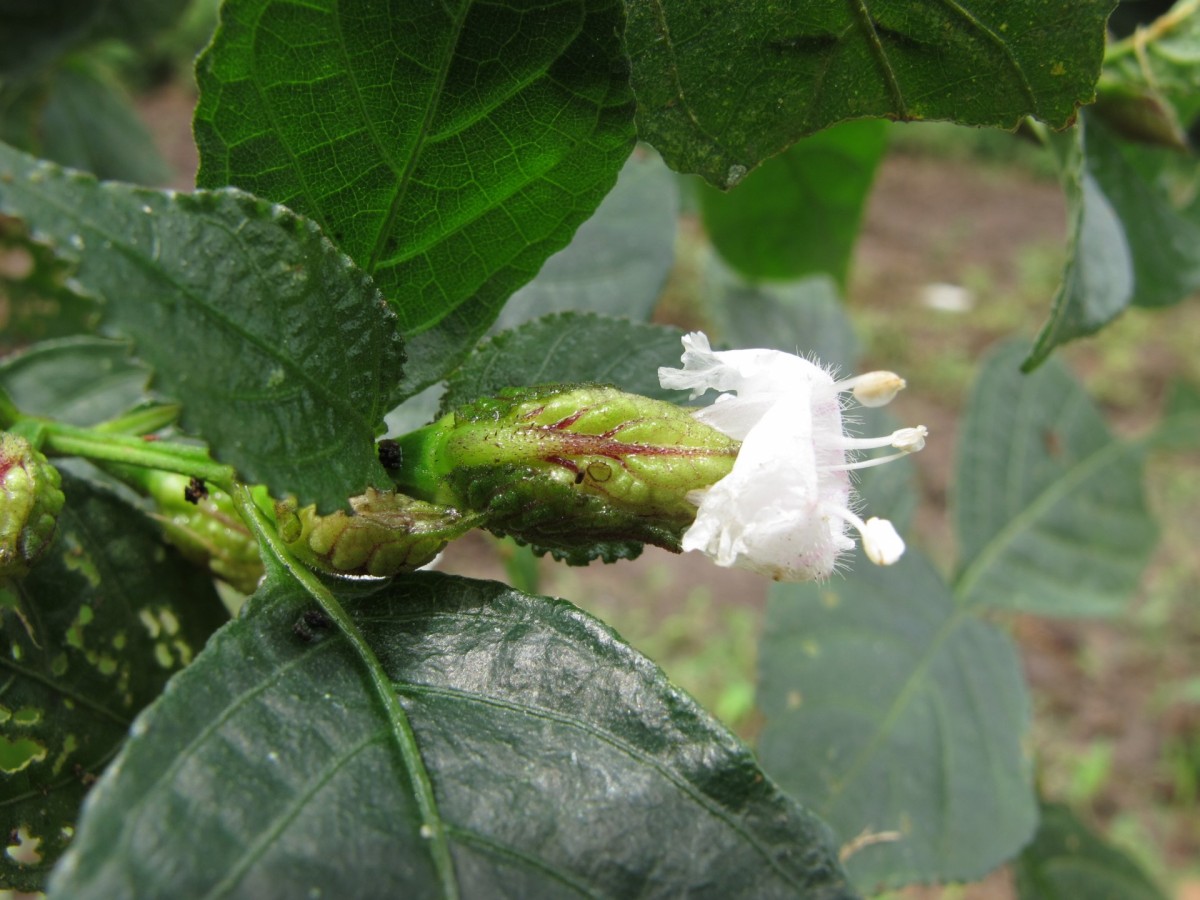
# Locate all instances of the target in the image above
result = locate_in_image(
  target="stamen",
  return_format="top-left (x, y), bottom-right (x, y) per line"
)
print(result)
top-left (826, 506), bottom-right (905, 565)
top-left (834, 371), bottom-right (906, 407)
top-left (836, 425), bottom-right (927, 452)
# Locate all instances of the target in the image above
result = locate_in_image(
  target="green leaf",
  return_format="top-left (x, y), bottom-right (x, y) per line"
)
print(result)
top-left (0, 472), bottom-right (227, 892)
top-left (24, 61), bottom-right (173, 185)
top-left (51, 572), bottom-right (856, 899)
top-left (1013, 803), bottom-right (1168, 900)
top-left (0, 0), bottom-right (191, 79)
top-left (0, 143), bottom-right (406, 510)
top-left (698, 120), bottom-right (887, 285)
top-left (705, 266), bottom-right (862, 374)
top-left (626, 0), bottom-right (1113, 188)
top-left (0, 215), bottom-right (98, 352)
top-left (758, 548), bottom-right (1035, 891)
top-left (492, 147), bottom-right (680, 332)
top-left (955, 341), bottom-right (1158, 615)
top-left (1025, 113), bottom-right (1200, 369)
top-left (194, 0), bottom-right (637, 399)
top-left (441, 312), bottom-right (689, 412)
top-left (854, 407), bottom-right (919, 535)
top-left (0, 337), bottom-right (147, 426)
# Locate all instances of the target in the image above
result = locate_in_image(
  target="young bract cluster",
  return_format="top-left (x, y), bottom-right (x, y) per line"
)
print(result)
top-left (659, 332), bottom-right (927, 582)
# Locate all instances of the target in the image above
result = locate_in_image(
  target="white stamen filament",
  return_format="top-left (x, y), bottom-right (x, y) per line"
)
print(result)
top-left (836, 425), bottom-right (928, 452)
top-left (828, 507), bottom-right (905, 566)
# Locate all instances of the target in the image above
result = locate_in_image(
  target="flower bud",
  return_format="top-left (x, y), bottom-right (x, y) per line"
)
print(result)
top-left (137, 470), bottom-right (265, 594)
top-left (1, 432), bottom-right (65, 578)
top-left (275, 489), bottom-right (479, 577)
top-left (392, 384), bottom-right (739, 561)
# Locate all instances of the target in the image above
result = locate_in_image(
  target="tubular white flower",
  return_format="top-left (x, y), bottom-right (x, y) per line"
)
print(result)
top-left (659, 332), bottom-right (926, 581)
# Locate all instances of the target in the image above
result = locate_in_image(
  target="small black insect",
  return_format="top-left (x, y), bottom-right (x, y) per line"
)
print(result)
top-left (377, 439), bottom-right (403, 470)
top-left (183, 477), bottom-right (209, 504)
top-left (574, 471), bottom-right (586, 485)
top-left (292, 609), bottom-right (333, 643)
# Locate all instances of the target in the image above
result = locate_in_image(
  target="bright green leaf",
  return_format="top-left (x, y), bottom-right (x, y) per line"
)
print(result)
top-left (1025, 113), bottom-right (1200, 369)
top-left (441, 312), bottom-right (689, 412)
top-left (51, 572), bottom-right (856, 899)
top-left (955, 341), bottom-right (1158, 615)
top-left (0, 337), bottom-right (147, 426)
top-left (1013, 803), bottom-right (1168, 900)
top-left (492, 147), bottom-right (679, 332)
top-left (0, 473), bottom-right (227, 893)
top-left (699, 120), bottom-right (887, 285)
top-left (194, 0), bottom-right (637, 399)
top-left (626, 0), bottom-right (1113, 187)
top-left (0, 143), bottom-right (406, 510)
top-left (758, 548), bottom-right (1035, 891)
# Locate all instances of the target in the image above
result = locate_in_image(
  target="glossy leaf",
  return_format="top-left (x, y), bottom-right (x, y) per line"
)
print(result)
top-left (626, 0), bottom-right (1113, 187)
top-left (0, 0), bottom-right (190, 78)
top-left (0, 473), bottom-right (227, 892)
top-left (0, 143), bottom-right (406, 510)
top-left (194, 0), bottom-right (637, 399)
top-left (758, 548), bottom-right (1035, 891)
top-left (955, 341), bottom-right (1158, 615)
top-left (705, 266), bottom-right (861, 374)
top-left (51, 572), bottom-right (856, 899)
top-left (441, 312), bottom-right (689, 412)
top-left (1013, 803), bottom-right (1168, 900)
top-left (492, 147), bottom-right (680, 332)
top-left (699, 120), bottom-right (887, 285)
top-left (0, 337), bottom-right (147, 426)
top-left (1025, 113), bottom-right (1200, 369)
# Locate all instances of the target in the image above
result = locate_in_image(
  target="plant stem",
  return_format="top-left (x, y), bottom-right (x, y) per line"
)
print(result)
top-left (40, 421), bottom-right (235, 491)
top-left (230, 485), bottom-right (461, 900)
top-left (93, 404), bottom-right (181, 436)
top-left (0, 387), bottom-right (21, 429)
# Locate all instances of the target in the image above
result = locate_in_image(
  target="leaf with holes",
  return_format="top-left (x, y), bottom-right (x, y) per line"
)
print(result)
top-left (955, 341), bottom-right (1158, 615)
top-left (757, 548), bottom-right (1035, 891)
top-left (0, 143), bottom-right (406, 510)
top-left (627, 0), bottom-right (1113, 187)
top-left (0, 473), bottom-right (227, 893)
top-left (194, 0), bottom-right (636, 399)
top-left (50, 571), bottom-right (855, 899)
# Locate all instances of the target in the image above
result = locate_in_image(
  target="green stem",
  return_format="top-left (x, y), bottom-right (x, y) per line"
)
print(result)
top-left (93, 404), bottom-right (181, 436)
top-left (230, 485), bottom-right (460, 900)
top-left (0, 387), bottom-right (21, 430)
top-left (40, 421), bottom-right (235, 491)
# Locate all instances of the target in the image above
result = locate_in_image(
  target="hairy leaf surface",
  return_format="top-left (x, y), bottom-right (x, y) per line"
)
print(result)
top-left (52, 573), bottom-right (855, 899)
top-left (194, 0), bottom-right (637, 398)
top-left (627, 0), bottom-right (1113, 186)
top-left (0, 143), bottom-right (405, 510)
top-left (0, 474), bottom-right (226, 892)
top-left (758, 548), bottom-right (1035, 891)
top-left (955, 341), bottom-right (1157, 615)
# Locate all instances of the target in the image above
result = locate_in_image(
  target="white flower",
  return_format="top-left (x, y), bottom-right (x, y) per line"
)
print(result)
top-left (658, 332), bottom-right (926, 581)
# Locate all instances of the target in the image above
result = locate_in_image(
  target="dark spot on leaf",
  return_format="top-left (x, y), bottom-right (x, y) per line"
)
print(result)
top-left (293, 609), bottom-right (332, 643)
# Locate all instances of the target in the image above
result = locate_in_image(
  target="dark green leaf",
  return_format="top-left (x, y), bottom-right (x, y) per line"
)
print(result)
top-left (1014, 803), bottom-right (1168, 900)
top-left (194, 0), bottom-right (637, 399)
top-left (52, 572), bottom-right (856, 899)
top-left (705, 267), bottom-right (861, 374)
top-left (27, 62), bottom-right (173, 185)
top-left (758, 548), bottom-right (1035, 891)
top-left (1153, 379), bottom-right (1200, 450)
top-left (0, 337), bottom-right (147, 426)
top-left (699, 120), bottom-right (887, 285)
top-left (0, 143), bottom-right (406, 510)
top-left (955, 341), bottom-right (1157, 615)
top-left (627, 0), bottom-right (1113, 187)
top-left (854, 407), bottom-right (919, 535)
top-left (0, 0), bottom-right (191, 79)
top-left (492, 147), bottom-right (680, 332)
top-left (0, 472), bottom-right (227, 892)
top-left (1025, 113), bottom-right (1200, 369)
top-left (0, 215), bottom-right (98, 352)
top-left (441, 312), bottom-right (689, 412)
